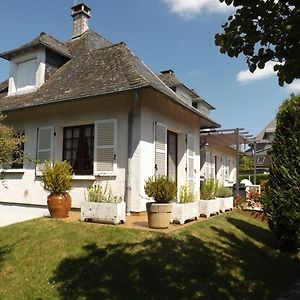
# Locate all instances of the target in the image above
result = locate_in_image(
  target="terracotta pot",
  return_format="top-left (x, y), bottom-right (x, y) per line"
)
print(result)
top-left (146, 202), bottom-right (172, 229)
top-left (47, 193), bottom-right (72, 219)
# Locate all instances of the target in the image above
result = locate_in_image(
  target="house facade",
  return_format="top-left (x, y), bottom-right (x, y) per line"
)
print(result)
top-left (0, 4), bottom-right (222, 213)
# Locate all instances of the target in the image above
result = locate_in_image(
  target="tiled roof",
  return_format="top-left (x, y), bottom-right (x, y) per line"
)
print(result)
top-left (0, 32), bottom-right (71, 60)
top-left (256, 117), bottom-right (276, 142)
top-left (158, 71), bottom-right (215, 110)
top-left (0, 30), bottom-right (219, 128)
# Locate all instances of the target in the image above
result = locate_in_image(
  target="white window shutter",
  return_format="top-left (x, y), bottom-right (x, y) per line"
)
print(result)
top-left (154, 122), bottom-right (167, 176)
top-left (94, 119), bottom-right (117, 176)
top-left (211, 153), bottom-right (215, 180)
top-left (205, 151), bottom-right (210, 179)
top-left (187, 134), bottom-right (195, 191)
top-left (36, 126), bottom-right (54, 175)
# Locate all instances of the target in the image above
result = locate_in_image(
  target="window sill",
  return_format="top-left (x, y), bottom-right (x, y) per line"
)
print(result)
top-left (1, 169), bottom-right (25, 173)
top-left (72, 175), bottom-right (96, 180)
top-left (72, 174), bottom-right (117, 180)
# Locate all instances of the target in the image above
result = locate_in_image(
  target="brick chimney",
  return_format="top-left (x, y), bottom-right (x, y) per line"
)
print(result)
top-left (71, 3), bottom-right (91, 39)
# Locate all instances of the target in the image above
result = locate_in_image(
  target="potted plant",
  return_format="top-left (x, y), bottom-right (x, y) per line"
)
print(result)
top-left (216, 185), bottom-right (233, 212)
top-left (81, 182), bottom-right (125, 225)
top-left (170, 185), bottom-right (198, 224)
top-left (144, 175), bottom-right (176, 229)
top-left (198, 179), bottom-right (220, 218)
top-left (41, 160), bottom-right (73, 218)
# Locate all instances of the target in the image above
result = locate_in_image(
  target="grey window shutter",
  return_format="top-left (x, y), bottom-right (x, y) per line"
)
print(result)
top-left (36, 126), bottom-right (54, 175)
top-left (187, 134), bottom-right (195, 191)
top-left (94, 119), bottom-right (117, 176)
top-left (154, 122), bottom-right (167, 176)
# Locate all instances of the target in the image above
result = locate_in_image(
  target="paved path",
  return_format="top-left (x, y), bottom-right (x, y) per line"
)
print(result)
top-left (0, 203), bottom-right (49, 227)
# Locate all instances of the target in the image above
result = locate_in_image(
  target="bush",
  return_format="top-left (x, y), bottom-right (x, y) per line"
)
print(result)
top-left (144, 175), bottom-right (176, 203)
top-left (216, 185), bottom-right (232, 198)
top-left (262, 95), bottom-right (300, 253)
top-left (41, 161), bottom-right (73, 194)
top-left (179, 185), bottom-right (195, 203)
top-left (86, 182), bottom-right (122, 203)
top-left (200, 179), bottom-right (217, 200)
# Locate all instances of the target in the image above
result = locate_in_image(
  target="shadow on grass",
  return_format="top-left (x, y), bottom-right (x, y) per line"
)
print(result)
top-left (50, 218), bottom-right (300, 300)
top-left (0, 245), bottom-right (10, 271)
top-left (226, 217), bottom-right (277, 249)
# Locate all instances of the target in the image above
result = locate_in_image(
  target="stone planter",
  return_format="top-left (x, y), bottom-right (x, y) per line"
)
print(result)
top-left (81, 201), bottom-right (126, 225)
top-left (218, 197), bottom-right (233, 213)
top-left (198, 199), bottom-right (220, 218)
top-left (146, 202), bottom-right (172, 229)
top-left (170, 201), bottom-right (199, 224)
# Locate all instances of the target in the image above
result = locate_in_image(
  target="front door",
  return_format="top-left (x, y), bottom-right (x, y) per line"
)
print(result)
top-left (167, 130), bottom-right (177, 184)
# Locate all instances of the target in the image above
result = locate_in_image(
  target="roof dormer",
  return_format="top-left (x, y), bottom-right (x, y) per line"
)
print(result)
top-left (0, 32), bottom-right (70, 97)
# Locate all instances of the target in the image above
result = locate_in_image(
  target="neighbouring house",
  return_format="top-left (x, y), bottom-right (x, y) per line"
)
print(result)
top-left (246, 117), bottom-right (276, 173)
top-left (0, 3), bottom-right (224, 213)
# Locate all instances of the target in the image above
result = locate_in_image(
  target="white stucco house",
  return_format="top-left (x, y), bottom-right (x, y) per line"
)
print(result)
top-left (0, 3), bottom-right (224, 213)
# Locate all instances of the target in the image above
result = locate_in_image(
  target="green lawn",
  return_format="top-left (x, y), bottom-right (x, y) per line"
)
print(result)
top-left (0, 211), bottom-right (299, 299)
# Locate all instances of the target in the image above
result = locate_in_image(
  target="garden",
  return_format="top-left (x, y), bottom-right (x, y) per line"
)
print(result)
top-left (0, 210), bottom-right (299, 299)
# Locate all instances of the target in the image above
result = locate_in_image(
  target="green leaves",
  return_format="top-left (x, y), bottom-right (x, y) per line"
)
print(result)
top-left (263, 95), bottom-right (300, 253)
top-left (41, 161), bottom-right (73, 194)
top-left (215, 0), bottom-right (300, 85)
top-left (144, 175), bottom-right (177, 203)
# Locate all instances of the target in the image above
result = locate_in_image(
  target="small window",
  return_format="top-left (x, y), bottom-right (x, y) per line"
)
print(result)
top-left (11, 132), bottom-right (25, 169)
top-left (63, 125), bottom-right (94, 175)
top-left (16, 59), bottom-right (37, 91)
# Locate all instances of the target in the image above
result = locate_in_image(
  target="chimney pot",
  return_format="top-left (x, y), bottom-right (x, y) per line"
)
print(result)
top-left (71, 3), bottom-right (91, 39)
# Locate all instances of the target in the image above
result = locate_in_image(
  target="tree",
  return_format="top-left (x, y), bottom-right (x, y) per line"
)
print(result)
top-left (0, 114), bottom-right (25, 168)
top-left (215, 0), bottom-right (300, 86)
top-left (262, 94), bottom-right (300, 253)
top-left (240, 155), bottom-right (252, 171)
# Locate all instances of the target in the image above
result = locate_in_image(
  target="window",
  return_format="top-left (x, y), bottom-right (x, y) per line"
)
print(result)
top-left (16, 59), bottom-right (37, 91)
top-left (63, 125), bottom-right (94, 175)
top-left (11, 132), bottom-right (25, 169)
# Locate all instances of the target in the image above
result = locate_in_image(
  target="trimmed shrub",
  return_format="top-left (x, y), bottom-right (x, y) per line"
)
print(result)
top-left (144, 175), bottom-right (177, 203)
top-left (262, 95), bottom-right (300, 253)
top-left (41, 161), bottom-right (73, 194)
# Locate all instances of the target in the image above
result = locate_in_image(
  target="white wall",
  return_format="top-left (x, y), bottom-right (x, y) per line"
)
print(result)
top-left (200, 145), bottom-right (236, 187)
top-left (1, 94), bottom-right (131, 208)
top-left (129, 91), bottom-right (202, 212)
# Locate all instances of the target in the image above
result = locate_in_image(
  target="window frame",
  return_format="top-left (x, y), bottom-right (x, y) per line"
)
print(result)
top-left (63, 124), bottom-right (95, 176)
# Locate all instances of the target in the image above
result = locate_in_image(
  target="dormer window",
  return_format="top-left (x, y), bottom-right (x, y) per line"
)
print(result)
top-left (16, 58), bottom-right (37, 92)
top-left (7, 49), bottom-right (46, 96)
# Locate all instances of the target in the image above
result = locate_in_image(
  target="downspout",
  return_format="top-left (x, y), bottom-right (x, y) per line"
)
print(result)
top-left (125, 90), bottom-right (140, 213)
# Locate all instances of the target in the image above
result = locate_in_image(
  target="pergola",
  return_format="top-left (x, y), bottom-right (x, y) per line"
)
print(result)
top-left (200, 128), bottom-right (254, 195)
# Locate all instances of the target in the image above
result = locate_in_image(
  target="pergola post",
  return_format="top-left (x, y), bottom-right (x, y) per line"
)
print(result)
top-left (235, 128), bottom-right (240, 196)
top-left (253, 140), bottom-right (257, 185)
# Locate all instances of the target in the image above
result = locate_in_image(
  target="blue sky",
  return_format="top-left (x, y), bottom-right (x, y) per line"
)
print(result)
top-left (1, 0), bottom-right (299, 136)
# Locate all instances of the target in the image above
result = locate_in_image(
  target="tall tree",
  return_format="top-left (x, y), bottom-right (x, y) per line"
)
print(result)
top-left (215, 0), bottom-right (300, 86)
top-left (263, 94), bottom-right (300, 253)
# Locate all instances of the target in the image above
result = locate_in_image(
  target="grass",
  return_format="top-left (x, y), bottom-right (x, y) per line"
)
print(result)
top-left (0, 211), bottom-right (299, 300)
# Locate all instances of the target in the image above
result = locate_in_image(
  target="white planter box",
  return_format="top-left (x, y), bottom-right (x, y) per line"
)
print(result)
top-left (198, 199), bottom-right (220, 218)
top-left (218, 197), bottom-right (233, 212)
top-left (170, 201), bottom-right (199, 225)
top-left (81, 201), bottom-right (126, 225)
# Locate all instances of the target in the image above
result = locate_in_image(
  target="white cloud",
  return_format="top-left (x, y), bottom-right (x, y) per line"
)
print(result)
top-left (163, 0), bottom-right (234, 18)
top-left (236, 61), bottom-right (278, 83)
top-left (285, 80), bottom-right (300, 94)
